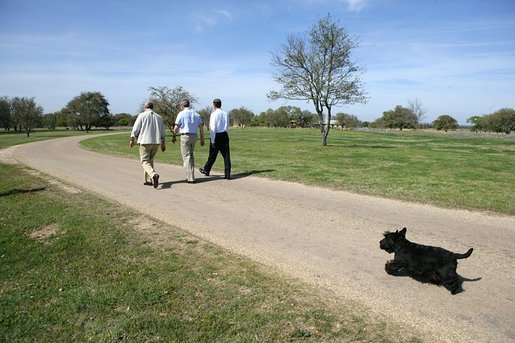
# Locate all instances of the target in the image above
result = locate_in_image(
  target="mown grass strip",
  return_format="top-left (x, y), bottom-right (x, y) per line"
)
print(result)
top-left (0, 163), bottom-right (421, 342)
top-left (81, 128), bottom-right (515, 215)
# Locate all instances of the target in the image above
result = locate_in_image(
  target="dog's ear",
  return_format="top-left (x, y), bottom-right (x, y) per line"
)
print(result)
top-left (399, 227), bottom-right (407, 237)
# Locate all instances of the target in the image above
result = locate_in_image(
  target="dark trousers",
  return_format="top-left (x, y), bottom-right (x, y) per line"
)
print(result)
top-left (204, 131), bottom-right (231, 178)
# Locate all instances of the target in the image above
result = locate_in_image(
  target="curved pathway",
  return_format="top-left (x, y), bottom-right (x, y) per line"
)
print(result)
top-left (6, 135), bottom-right (515, 342)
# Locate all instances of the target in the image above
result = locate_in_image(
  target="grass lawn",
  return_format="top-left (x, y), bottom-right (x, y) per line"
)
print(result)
top-left (1, 128), bottom-right (511, 341)
top-left (0, 128), bottom-right (101, 149)
top-left (81, 128), bottom-right (515, 215)
top-left (0, 163), bottom-right (420, 342)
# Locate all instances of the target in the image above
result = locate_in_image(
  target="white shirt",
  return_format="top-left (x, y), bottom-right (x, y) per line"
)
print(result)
top-left (131, 109), bottom-right (165, 144)
top-left (209, 108), bottom-right (229, 143)
top-left (175, 107), bottom-right (203, 134)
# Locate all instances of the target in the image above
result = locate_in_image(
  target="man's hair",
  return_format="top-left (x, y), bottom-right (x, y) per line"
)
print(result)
top-left (180, 99), bottom-right (190, 107)
top-left (213, 98), bottom-right (222, 108)
top-left (144, 101), bottom-right (154, 109)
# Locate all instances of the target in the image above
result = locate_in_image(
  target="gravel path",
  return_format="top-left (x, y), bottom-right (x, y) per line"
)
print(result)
top-left (5, 135), bottom-right (515, 342)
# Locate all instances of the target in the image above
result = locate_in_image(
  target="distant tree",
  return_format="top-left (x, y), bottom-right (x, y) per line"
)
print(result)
top-left (467, 115), bottom-right (485, 133)
top-left (65, 91), bottom-right (110, 132)
top-left (196, 106), bottom-right (211, 128)
top-left (44, 113), bottom-right (57, 129)
top-left (335, 112), bottom-right (361, 129)
top-left (256, 108), bottom-right (275, 127)
top-left (55, 108), bottom-right (73, 128)
top-left (113, 113), bottom-right (132, 126)
top-left (335, 112), bottom-right (347, 128)
top-left (231, 107), bottom-right (254, 128)
top-left (95, 113), bottom-right (115, 130)
top-left (0, 96), bottom-right (12, 131)
top-left (269, 107), bottom-right (290, 128)
top-left (408, 98), bottom-right (426, 128)
top-left (147, 86), bottom-right (197, 131)
top-left (433, 115), bottom-right (458, 132)
top-left (268, 14), bottom-right (367, 145)
top-left (10, 97), bottom-right (43, 137)
top-left (298, 110), bottom-right (316, 128)
top-left (250, 114), bottom-right (262, 127)
top-left (485, 108), bottom-right (514, 134)
top-left (379, 106), bottom-right (417, 130)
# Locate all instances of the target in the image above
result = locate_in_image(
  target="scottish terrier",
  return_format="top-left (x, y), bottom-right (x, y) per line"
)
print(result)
top-left (379, 227), bottom-right (474, 294)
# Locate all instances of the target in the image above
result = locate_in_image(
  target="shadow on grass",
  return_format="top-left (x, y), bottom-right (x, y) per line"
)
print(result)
top-left (0, 187), bottom-right (46, 197)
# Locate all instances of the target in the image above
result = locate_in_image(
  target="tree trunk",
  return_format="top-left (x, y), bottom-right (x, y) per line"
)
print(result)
top-left (320, 124), bottom-right (329, 146)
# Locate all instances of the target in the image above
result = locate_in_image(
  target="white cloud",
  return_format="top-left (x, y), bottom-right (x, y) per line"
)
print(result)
top-left (344, 0), bottom-right (366, 12)
top-left (192, 9), bottom-right (232, 31)
top-left (192, 13), bottom-right (217, 31)
top-left (215, 9), bottom-right (232, 21)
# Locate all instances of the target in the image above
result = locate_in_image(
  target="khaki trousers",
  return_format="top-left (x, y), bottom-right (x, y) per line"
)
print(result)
top-left (180, 133), bottom-right (197, 182)
top-left (139, 144), bottom-right (160, 182)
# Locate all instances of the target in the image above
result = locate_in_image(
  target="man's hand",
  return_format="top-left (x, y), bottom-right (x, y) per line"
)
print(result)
top-left (200, 137), bottom-right (205, 147)
top-left (172, 135), bottom-right (177, 144)
top-left (211, 143), bottom-right (216, 149)
top-left (129, 137), bottom-right (135, 148)
top-left (161, 143), bottom-right (166, 152)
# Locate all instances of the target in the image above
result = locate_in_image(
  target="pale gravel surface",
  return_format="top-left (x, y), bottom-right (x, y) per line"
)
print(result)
top-left (3, 135), bottom-right (515, 343)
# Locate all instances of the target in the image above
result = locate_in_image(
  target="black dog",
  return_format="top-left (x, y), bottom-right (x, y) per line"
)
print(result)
top-left (379, 227), bottom-right (474, 294)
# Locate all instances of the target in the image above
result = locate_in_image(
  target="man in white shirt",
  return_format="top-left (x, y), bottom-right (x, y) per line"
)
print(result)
top-left (172, 99), bottom-right (205, 183)
top-left (130, 101), bottom-right (166, 189)
top-left (199, 98), bottom-right (231, 180)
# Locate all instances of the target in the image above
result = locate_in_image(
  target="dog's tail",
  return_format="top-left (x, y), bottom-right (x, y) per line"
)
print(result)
top-left (455, 248), bottom-right (473, 259)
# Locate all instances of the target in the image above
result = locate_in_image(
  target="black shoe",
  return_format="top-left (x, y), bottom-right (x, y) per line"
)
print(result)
top-left (152, 174), bottom-right (159, 189)
top-left (225, 176), bottom-right (231, 180)
top-left (199, 167), bottom-right (209, 176)
top-left (143, 181), bottom-right (153, 186)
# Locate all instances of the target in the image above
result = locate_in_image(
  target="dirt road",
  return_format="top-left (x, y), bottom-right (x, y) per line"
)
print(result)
top-left (5, 135), bottom-right (515, 342)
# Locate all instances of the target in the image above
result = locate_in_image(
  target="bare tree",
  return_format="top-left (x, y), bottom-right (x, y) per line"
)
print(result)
top-left (408, 98), bottom-right (427, 128)
top-left (268, 14), bottom-right (367, 145)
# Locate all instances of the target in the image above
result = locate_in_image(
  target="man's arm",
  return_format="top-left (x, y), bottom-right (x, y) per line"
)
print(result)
top-left (129, 115), bottom-right (141, 148)
top-left (171, 124), bottom-right (179, 144)
top-left (209, 111), bottom-right (217, 145)
top-left (160, 120), bottom-right (166, 152)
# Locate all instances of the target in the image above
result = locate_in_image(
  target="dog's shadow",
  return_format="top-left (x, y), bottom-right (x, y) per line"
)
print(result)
top-left (386, 264), bottom-right (482, 294)
top-left (385, 261), bottom-right (482, 294)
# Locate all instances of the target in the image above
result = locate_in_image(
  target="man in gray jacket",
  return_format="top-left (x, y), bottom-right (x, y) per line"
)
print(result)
top-left (130, 101), bottom-right (166, 189)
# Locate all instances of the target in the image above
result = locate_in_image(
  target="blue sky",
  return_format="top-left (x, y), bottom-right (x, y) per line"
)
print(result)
top-left (1, 0), bottom-right (514, 124)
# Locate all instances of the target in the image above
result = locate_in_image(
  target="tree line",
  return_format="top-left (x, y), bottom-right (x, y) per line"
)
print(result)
top-left (1, 91), bottom-right (513, 136)
top-left (368, 105), bottom-right (514, 134)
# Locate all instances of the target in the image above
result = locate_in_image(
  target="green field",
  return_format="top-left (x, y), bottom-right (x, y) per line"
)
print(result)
top-left (0, 129), bottom-right (95, 149)
top-left (0, 163), bottom-right (420, 342)
top-left (81, 128), bottom-right (515, 215)
top-left (1, 127), bottom-right (512, 341)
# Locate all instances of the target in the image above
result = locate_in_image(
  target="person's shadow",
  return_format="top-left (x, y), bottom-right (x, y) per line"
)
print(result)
top-left (158, 169), bottom-right (275, 188)
top-left (230, 169), bottom-right (275, 179)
